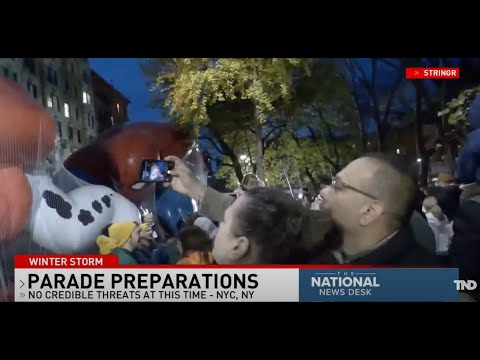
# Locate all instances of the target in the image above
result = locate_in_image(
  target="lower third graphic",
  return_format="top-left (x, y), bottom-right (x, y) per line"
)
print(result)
top-left (299, 268), bottom-right (459, 302)
top-left (312, 271), bottom-right (379, 297)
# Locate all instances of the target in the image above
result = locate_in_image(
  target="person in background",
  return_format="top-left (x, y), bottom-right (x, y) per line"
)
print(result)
top-left (310, 194), bottom-right (324, 211)
top-left (426, 173), bottom-right (462, 220)
top-left (422, 196), bottom-right (453, 259)
top-left (241, 173), bottom-right (260, 191)
top-left (193, 217), bottom-right (218, 240)
top-left (234, 173), bottom-right (261, 197)
top-left (177, 225), bottom-right (214, 265)
top-left (163, 155), bottom-right (333, 264)
top-left (302, 187), bottom-right (315, 209)
top-left (449, 108), bottom-right (480, 301)
top-left (163, 230), bottom-right (182, 264)
top-left (212, 187), bottom-right (332, 264)
top-left (131, 212), bottom-right (171, 264)
top-left (97, 222), bottom-right (152, 264)
top-left (408, 186), bottom-right (437, 255)
top-left (409, 210), bottom-right (436, 255)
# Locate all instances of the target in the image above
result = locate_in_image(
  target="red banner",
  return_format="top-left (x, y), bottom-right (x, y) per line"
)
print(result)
top-left (406, 67), bottom-right (460, 79)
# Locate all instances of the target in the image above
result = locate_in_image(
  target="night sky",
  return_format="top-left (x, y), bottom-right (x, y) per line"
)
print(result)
top-left (89, 58), bottom-right (164, 122)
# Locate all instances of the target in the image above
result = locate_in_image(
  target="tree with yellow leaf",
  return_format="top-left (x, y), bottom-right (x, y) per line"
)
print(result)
top-left (143, 58), bottom-right (310, 181)
top-left (264, 132), bottom-right (356, 192)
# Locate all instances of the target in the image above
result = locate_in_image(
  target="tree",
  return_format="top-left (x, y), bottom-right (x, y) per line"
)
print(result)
top-left (264, 132), bottom-right (356, 193)
top-left (282, 59), bottom-right (361, 189)
top-left (202, 96), bottom-right (287, 183)
top-left (438, 84), bottom-right (480, 141)
top-left (344, 58), bottom-right (413, 152)
top-left (143, 58), bottom-right (310, 181)
top-left (200, 125), bottom-right (258, 187)
top-left (380, 58), bottom-right (480, 172)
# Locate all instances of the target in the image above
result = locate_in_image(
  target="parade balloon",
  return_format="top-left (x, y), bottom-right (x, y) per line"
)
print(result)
top-left (64, 124), bottom-right (208, 236)
top-left (0, 79), bottom-right (56, 243)
top-left (64, 122), bottom-right (192, 202)
top-left (0, 77), bottom-right (208, 302)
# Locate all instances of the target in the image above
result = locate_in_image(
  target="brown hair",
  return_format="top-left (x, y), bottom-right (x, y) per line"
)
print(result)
top-left (178, 225), bottom-right (212, 263)
top-left (232, 187), bottom-right (331, 264)
top-left (240, 173), bottom-right (259, 191)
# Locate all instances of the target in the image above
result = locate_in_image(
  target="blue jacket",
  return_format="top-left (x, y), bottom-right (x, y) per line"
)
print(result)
top-left (457, 129), bottom-right (480, 184)
top-left (459, 95), bottom-right (480, 184)
top-left (131, 242), bottom-right (171, 265)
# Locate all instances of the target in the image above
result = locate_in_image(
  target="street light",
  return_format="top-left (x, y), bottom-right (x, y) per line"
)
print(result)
top-left (417, 158), bottom-right (422, 163)
top-left (239, 154), bottom-right (247, 162)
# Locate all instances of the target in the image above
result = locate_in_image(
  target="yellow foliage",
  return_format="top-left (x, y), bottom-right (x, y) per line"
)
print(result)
top-left (151, 58), bottom-right (309, 126)
top-left (438, 85), bottom-right (480, 126)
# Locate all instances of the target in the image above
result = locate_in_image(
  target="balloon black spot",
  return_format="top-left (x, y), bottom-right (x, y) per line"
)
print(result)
top-left (42, 190), bottom-right (72, 219)
top-left (78, 210), bottom-right (95, 226)
top-left (101, 195), bottom-right (111, 208)
top-left (92, 200), bottom-right (103, 214)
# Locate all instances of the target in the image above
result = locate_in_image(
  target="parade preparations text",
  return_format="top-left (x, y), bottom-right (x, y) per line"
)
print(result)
top-left (27, 273), bottom-right (259, 291)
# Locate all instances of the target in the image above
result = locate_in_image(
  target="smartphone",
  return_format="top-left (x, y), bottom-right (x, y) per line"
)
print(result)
top-left (139, 159), bottom-right (174, 183)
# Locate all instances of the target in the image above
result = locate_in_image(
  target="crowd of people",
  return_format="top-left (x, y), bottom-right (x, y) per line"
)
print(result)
top-left (95, 152), bottom-right (480, 302)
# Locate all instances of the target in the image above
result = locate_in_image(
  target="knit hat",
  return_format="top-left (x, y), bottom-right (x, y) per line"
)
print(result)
top-left (97, 222), bottom-right (148, 255)
top-left (193, 217), bottom-right (218, 240)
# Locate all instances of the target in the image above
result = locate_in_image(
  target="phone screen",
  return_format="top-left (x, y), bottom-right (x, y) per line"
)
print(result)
top-left (139, 160), bottom-right (174, 183)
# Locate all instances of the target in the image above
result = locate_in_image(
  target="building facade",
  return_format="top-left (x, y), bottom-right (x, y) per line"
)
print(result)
top-left (91, 70), bottom-right (130, 134)
top-left (0, 58), bottom-right (97, 161)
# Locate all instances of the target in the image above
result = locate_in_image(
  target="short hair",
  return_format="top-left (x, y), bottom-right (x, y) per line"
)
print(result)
top-left (240, 173), bottom-right (259, 191)
top-left (361, 153), bottom-right (416, 227)
top-left (178, 225), bottom-right (212, 253)
top-left (232, 187), bottom-right (330, 264)
top-left (423, 196), bottom-right (446, 220)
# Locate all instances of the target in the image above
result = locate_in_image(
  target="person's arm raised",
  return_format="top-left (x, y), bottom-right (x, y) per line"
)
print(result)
top-left (164, 156), bottom-right (234, 222)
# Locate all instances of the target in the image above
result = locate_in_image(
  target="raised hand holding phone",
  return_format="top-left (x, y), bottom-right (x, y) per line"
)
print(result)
top-left (139, 159), bottom-right (175, 183)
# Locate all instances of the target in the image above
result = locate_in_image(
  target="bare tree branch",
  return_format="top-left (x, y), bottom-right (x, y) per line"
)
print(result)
top-left (245, 130), bottom-right (254, 163)
top-left (262, 128), bottom-right (278, 142)
top-left (381, 69), bottom-right (405, 124)
top-left (379, 58), bottom-right (403, 71)
top-left (306, 125), bottom-right (318, 141)
top-left (263, 130), bottom-right (283, 152)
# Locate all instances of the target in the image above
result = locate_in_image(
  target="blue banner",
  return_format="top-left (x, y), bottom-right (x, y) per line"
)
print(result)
top-left (299, 268), bottom-right (459, 302)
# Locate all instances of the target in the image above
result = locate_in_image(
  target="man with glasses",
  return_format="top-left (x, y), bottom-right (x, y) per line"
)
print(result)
top-left (319, 154), bottom-right (440, 265)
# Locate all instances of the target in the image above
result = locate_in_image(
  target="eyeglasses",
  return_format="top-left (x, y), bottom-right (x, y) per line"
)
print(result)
top-left (330, 178), bottom-right (377, 200)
